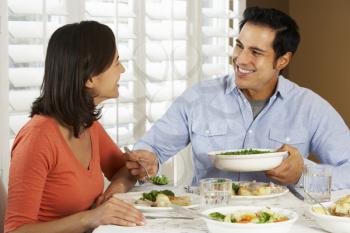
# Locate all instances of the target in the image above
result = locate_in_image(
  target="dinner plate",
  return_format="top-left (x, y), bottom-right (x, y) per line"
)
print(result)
top-left (231, 182), bottom-right (289, 200)
top-left (114, 192), bottom-right (200, 212)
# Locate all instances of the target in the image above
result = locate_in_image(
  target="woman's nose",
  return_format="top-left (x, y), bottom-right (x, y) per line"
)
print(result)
top-left (121, 64), bottom-right (126, 73)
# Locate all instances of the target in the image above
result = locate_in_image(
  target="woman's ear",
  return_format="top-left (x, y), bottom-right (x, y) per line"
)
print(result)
top-left (85, 77), bottom-right (94, 89)
top-left (276, 52), bottom-right (292, 71)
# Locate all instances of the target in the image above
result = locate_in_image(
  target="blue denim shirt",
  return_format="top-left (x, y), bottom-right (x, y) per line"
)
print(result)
top-left (134, 75), bottom-right (350, 189)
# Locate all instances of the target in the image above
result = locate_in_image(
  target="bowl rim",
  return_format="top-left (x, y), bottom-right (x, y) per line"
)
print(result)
top-left (201, 205), bottom-right (298, 227)
top-left (309, 202), bottom-right (350, 222)
top-left (208, 149), bottom-right (287, 160)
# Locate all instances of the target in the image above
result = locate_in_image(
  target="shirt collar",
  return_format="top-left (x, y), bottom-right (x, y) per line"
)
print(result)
top-left (225, 73), bottom-right (236, 95)
top-left (225, 74), bottom-right (290, 99)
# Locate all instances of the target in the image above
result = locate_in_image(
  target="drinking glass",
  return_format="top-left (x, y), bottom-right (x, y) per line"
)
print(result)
top-left (199, 178), bottom-right (232, 209)
top-left (303, 165), bottom-right (332, 203)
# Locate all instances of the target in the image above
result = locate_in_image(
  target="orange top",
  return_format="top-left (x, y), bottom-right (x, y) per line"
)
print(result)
top-left (5, 115), bottom-right (126, 233)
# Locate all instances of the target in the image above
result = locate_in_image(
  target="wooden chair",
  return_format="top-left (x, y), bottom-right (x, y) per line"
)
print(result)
top-left (0, 173), bottom-right (7, 233)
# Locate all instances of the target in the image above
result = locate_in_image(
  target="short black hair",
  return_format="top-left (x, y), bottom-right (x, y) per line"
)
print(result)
top-left (30, 21), bottom-right (116, 137)
top-left (239, 6), bottom-right (300, 58)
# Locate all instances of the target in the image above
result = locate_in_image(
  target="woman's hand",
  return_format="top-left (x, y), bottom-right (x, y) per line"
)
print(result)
top-left (86, 196), bottom-right (145, 228)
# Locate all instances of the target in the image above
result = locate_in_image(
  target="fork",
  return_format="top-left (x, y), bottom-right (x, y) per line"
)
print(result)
top-left (124, 146), bottom-right (151, 181)
top-left (304, 191), bottom-right (330, 214)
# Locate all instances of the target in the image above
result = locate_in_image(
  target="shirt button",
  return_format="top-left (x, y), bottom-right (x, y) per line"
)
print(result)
top-left (248, 130), bottom-right (253, 134)
top-left (285, 137), bottom-right (290, 142)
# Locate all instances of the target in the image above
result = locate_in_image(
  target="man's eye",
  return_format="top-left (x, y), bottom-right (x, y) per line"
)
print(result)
top-left (252, 50), bottom-right (262, 56)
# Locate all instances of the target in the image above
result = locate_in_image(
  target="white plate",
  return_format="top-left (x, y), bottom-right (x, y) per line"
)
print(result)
top-left (231, 182), bottom-right (289, 200)
top-left (310, 202), bottom-right (350, 233)
top-left (208, 149), bottom-right (287, 172)
top-left (114, 192), bottom-right (199, 212)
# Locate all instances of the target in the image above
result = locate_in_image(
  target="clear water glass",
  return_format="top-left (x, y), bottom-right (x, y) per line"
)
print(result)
top-left (303, 165), bottom-right (332, 203)
top-left (199, 178), bottom-right (232, 209)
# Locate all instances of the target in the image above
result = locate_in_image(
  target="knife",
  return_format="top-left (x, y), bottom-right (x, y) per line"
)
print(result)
top-left (287, 185), bottom-right (304, 201)
top-left (145, 216), bottom-right (194, 219)
top-left (170, 204), bottom-right (211, 220)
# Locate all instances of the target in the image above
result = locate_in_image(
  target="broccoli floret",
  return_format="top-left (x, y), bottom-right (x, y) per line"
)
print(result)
top-left (140, 190), bottom-right (160, 202)
top-left (232, 182), bottom-right (240, 194)
top-left (258, 212), bottom-right (271, 223)
top-left (209, 212), bottom-right (226, 221)
top-left (160, 189), bottom-right (175, 197)
top-left (150, 175), bottom-right (169, 185)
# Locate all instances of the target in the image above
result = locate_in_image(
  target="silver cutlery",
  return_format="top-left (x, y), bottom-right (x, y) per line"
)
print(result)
top-left (304, 191), bottom-right (330, 214)
top-left (183, 185), bottom-right (200, 195)
top-left (145, 216), bottom-right (194, 220)
top-left (170, 204), bottom-right (211, 220)
top-left (287, 185), bottom-right (305, 201)
top-left (124, 146), bottom-right (151, 183)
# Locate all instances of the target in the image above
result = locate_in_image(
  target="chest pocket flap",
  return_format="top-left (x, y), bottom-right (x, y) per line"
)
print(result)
top-left (269, 128), bottom-right (308, 144)
top-left (192, 121), bottom-right (228, 137)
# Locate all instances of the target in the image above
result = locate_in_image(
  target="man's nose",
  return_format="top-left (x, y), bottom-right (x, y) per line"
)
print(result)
top-left (235, 49), bottom-right (250, 65)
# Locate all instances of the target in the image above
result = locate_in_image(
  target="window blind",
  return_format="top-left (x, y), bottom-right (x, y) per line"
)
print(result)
top-left (1, 0), bottom-right (245, 187)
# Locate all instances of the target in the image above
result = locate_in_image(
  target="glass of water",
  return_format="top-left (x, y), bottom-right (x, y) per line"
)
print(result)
top-left (303, 165), bottom-right (332, 203)
top-left (199, 178), bottom-right (232, 209)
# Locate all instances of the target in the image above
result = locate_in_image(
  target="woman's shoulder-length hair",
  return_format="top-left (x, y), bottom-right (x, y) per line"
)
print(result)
top-left (30, 20), bottom-right (116, 137)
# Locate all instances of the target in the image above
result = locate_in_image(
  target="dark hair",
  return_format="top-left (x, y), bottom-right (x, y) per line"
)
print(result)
top-left (239, 6), bottom-right (300, 58)
top-left (30, 21), bottom-right (116, 137)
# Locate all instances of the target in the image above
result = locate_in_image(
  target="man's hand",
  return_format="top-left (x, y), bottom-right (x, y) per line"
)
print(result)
top-left (124, 150), bottom-right (158, 180)
top-left (265, 144), bottom-right (304, 185)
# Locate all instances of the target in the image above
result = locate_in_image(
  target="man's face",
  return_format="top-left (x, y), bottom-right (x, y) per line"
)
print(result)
top-left (232, 22), bottom-right (283, 100)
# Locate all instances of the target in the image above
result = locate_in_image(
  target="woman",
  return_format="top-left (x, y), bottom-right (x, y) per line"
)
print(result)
top-left (5, 21), bottom-right (144, 233)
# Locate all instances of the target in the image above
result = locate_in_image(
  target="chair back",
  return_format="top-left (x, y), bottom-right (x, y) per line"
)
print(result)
top-left (0, 172), bottom-right (7, 233)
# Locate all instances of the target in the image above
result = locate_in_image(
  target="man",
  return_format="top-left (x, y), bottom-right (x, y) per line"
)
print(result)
top-left (125, 7), bottom-right (350, 189)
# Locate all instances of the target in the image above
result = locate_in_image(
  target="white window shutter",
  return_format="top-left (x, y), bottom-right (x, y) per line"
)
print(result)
top-left (8, 0), bottom-right (68, 139)
top-left (2, 0), bottom-right (246, 188)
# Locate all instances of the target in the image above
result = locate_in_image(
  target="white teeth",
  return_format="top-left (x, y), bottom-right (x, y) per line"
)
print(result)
top-left (238, 66), bottom-right (254, 74)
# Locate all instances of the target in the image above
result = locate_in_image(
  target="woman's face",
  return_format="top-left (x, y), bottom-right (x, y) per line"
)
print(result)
top-left (86, 49), bottom-right (125, 105)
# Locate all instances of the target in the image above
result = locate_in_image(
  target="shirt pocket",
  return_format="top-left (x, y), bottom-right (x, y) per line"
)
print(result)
top-left (269, 127), bottom-right (308, 145)
top-left (192, 121), bottom-right (228, 137)
top-left (191, 122), bottom-right (228, 157)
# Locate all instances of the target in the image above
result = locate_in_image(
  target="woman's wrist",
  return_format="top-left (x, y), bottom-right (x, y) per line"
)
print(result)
top-left (79, 210), bottom-right (95, 231)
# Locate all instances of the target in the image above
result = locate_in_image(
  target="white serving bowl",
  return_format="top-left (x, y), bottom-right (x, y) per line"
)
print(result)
top-left (201, 205), bottom-right (298, 233)
top-left (208, 149), bottom-right (287, 172)
top-left (310, 202), bottom-right (350, 233)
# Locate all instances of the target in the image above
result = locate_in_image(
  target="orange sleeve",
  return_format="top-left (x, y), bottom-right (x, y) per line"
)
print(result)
top-left (95, 122), bottom-right (126, 181)
top-left (5, 127), bottom-right (55, 232)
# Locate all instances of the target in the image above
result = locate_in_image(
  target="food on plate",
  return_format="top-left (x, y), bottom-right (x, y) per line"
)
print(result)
top-left (313, 195), bottom-right (350, 217)
top-left (217, 149), bottom-right (272, 156)
top-left (208, 209), bottom-right (289, 223)
top-left (232, 181), bottom-right (284, 196)
top-left (312, 195), bottom-right (350, 217)
top-left (149, 175), bottom-right (169, 185)
top-left (140, 190), bottom-right (174, 202)
top-left (331, 195), bottom-right (350, 217)
top-left (155, 193), bottom-right (172, 207)
top-left (136, 189), bottom-right (191, 207)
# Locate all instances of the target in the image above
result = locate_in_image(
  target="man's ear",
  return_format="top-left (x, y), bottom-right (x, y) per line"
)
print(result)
top-left (276, 52), bottom-right (292, 71)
